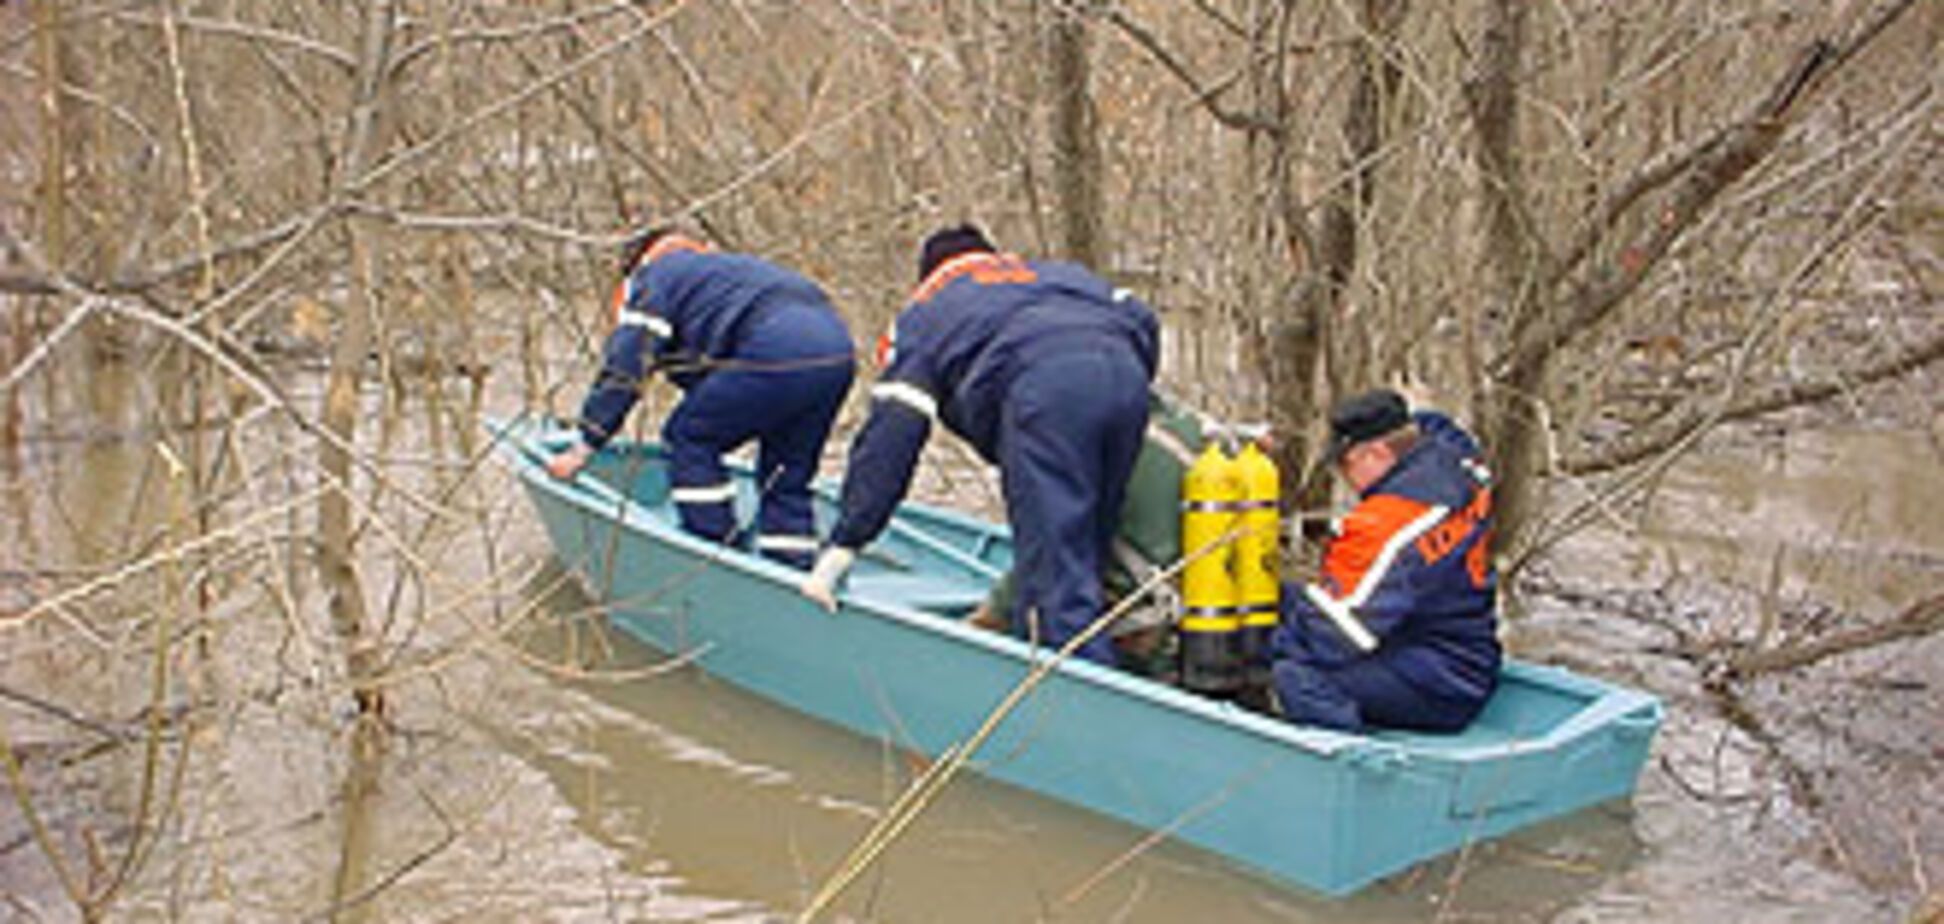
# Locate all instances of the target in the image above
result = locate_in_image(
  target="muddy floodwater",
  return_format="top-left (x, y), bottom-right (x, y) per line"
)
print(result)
top-left (1, 357), bottom-right (1934, 922)
top-left (487, 567), bottom-right (1649, 923)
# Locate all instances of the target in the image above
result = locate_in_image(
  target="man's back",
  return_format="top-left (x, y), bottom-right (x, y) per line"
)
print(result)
top-left (878, 252), bottom-right (1158, 459)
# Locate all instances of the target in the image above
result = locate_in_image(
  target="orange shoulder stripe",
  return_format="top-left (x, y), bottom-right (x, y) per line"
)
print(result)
top-left (908, 251), bottom-right (1035, 304)
top-left (1320, 494), bottom-right (1435, 600)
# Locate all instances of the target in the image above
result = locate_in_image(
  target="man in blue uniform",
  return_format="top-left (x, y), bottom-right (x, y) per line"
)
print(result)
top-left (799, 224), bottom-right (1159, 666)
top-left (545, 228), bottom-right (854, 568)
top-left (1267, 388), bottom-right (1501, 732)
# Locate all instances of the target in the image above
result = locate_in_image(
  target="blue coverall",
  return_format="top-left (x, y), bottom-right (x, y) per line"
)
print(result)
top-left (1269, 412), bottom-right (1502, 732)
top-left (576, 235), bottom-right (854, 568)
top-left (828, 251), bottom-right (1159, 664)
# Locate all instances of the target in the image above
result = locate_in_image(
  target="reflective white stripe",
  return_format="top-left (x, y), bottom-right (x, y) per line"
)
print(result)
top-left (871, 381), bottom-right (938, 421)
top-left (1305, 504), bottom-right (1450, 652)
top-left (755, 534), bottom-right (820, 552)
top-left (1304, 584), bottom-right (1380, 652)
top-left (617, 310), bottom-right (673, 339)
top-left (669, 483), bottom-right (736, 505)
top-left (1462, 458), bottom-right (1494, 485)
top-left (1112, 287), bottom-right (1134, 303)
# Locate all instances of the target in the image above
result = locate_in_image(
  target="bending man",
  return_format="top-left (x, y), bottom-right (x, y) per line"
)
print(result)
top-left (546, 228), bottom-right (854, 568)
top-left (800, 224), bottom-right (1158, 666)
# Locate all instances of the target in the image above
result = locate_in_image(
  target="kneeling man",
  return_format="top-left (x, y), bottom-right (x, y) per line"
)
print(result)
top-left (1269, 388), bottom-right (1501, 732)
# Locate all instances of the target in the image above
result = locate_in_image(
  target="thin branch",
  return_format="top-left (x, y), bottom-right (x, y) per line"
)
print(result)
top-left (0, 290), bottom-right (100, 394)
top-left (1, 485), bottom-right (326, 639)
top-left (0, 217), bottom-right (458, 529)
top-left (1509, 94), bottom-right (1918, 574)
top-left (678, 84), bottom-right (898, 222)
top-left (0, 728), bottom-right (88, 911)
top-left (0, 683), bottom-right (127, 742)
top-left (1099, 5), bottom-right (1282, 136)
top-left (1491, 0), bottom-right (1922, 383)
top-left (0, 208), bottom-right (328, 301)
top-left (349, 1), bottom-right (690, 196)
top-left (390, 0), bottom-right (653, 74)
top-left (797, 522), bottom-right (1253, 921)
top-left (1701, 671), bottom-right (1825, 810)
top-left (340, 202), bottom-right (613, 248)
top-left (1187, 0), bottom-right (1249, 41)
top-left (109, 9), bottom-right (357, 72)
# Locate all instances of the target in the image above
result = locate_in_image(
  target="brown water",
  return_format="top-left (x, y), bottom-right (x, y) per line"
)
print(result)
top-left (1632, 426), bottom-right (1943, 612)
top-left (491, 562), bottom-right (1649, 923)
top-left (1, 353), bottom-right (1929, 921)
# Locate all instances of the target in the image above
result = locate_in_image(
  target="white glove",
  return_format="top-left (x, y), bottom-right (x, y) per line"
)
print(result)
top-left (799, 547), bottom-right (856, 613)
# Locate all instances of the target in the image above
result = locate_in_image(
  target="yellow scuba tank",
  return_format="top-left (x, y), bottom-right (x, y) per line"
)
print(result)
top-left (1179, 442), bottom-right (1243, 695)
top-left (1232, 441), bottom-right (1281, 681)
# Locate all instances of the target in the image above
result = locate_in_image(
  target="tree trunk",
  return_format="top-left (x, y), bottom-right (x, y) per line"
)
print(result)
top-left (1262, 0), bottom-right (1323, 507)
top-left (318, 0), bottom-right (395, 721)
top-left (1275, 0), bottom-right (1407, 516)
top-left (1466, 0), bottom-right (1539, 553)
top-left (1046, 2), bottom-right (1104, 268)
top-left (34, 0), bottom-right (64, 276)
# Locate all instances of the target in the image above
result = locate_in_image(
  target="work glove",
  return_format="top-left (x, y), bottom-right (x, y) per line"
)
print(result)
top-left (799, 547), bottom-right (855, 613)
top-left (546, 440), bottom-right (594, 480)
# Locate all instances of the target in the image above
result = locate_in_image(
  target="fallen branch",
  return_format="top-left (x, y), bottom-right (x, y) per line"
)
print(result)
top-left (1701, 671), bottom-right (1824, 811)
top-left (1729, 594), bottom-right (1944, 679)
top-left (0, 683), bottom-right (127, 743)
top-left (1564, 326), bottom-right (1944, 476)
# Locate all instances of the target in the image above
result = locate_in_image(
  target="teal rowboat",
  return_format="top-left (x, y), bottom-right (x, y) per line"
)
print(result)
top-left (498, 419), bottom-right (1662, 896)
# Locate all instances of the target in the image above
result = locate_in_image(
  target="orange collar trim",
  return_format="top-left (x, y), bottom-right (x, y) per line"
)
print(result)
top-left (910, 250), bottom-right (1013, 303)
top-left (641, 233), bottom-right (713, 268)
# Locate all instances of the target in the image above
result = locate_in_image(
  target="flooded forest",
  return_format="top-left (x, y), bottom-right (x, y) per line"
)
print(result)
top-left (2, 1), bottom-right (1940, 921)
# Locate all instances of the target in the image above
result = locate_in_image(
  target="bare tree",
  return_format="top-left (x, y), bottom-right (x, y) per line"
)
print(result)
top-left (0, 1), bottom-right (1938, 917)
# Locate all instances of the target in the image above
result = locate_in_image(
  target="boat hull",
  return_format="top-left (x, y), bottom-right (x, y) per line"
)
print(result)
top-left (500, 421), bottom-right (1661, 896)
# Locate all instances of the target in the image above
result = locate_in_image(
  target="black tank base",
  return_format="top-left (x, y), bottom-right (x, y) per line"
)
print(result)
top-left (1179, 631), bottom-right (1244, 698)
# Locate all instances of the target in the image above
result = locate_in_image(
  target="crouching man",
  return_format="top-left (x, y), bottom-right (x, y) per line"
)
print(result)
top-left (1268, 388), bottom-right (1501, 733)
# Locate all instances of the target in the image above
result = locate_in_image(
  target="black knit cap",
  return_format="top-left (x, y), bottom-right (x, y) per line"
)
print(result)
top-left (1325, 388), bottom-right (1411, 461)
top-left (917, 223), bottom-right (995, 281)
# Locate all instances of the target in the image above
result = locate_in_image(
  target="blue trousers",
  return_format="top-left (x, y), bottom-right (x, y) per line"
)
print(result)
top-left (663, 303), bottom-right (853, 568)
top-left (1270, 652), bottom-right (1485, 733)
top-left (998, 341), bottom-right (1149, 665)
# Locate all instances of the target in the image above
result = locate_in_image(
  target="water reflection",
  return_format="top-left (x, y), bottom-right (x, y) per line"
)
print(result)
top-left (504, 562), bottom-right (1645, 922)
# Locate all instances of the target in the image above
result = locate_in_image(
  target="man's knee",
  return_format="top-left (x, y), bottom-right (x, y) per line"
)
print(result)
top-left (1363, 692), bottom-right (1485, 733)
top-left (1269, 659), bottom-right (1365, 732)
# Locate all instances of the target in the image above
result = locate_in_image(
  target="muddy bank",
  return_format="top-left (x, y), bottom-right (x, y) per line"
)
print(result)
top-left (1515, 422), bottom-right (1943, 921)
